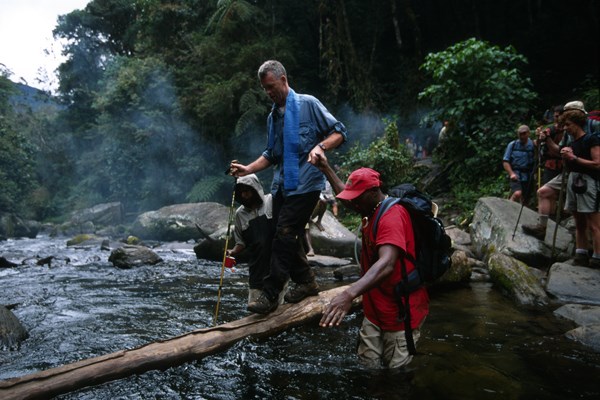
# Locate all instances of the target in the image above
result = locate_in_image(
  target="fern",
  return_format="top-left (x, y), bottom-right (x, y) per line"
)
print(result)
top-left (187, 175), bottom-right (227, 202)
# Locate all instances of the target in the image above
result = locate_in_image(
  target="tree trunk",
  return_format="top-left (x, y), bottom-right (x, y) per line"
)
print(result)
top-left (0, 286), bottom-right (359, 400)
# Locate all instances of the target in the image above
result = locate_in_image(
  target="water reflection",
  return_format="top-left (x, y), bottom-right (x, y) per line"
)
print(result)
top-left (1, 236), bottom-right (599, 399)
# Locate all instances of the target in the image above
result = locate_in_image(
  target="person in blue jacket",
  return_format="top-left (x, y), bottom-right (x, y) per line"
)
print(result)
top-left (503, 125), bottom-right (535, 203)
top-left (229, 60), bottom-right (347, 314)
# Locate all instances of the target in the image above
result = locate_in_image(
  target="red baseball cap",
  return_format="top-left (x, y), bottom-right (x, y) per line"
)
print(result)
top-left (336, 168), bottom-right (381, 200)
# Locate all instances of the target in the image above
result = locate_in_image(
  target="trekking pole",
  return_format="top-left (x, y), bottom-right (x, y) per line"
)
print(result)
top-left (512, 196), bottom-right (527, 240)
top-left (512, 155), bottom-right (539, 240)
top-left (511, 143), bottom-right (540, 240)
top-left (551, 167), bottom-right (568, 257)
top-left (213, 176), bottom-right (237, 326)
top-left (537, 141), bottom-right (543, 191)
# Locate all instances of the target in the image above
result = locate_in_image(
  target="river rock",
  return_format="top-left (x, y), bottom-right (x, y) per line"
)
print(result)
top-left (554, 304), bottom-right (600, 326)
top-left (487, 252), bottom-right (549, 306)
top-left (470, 197), bottom-right (573, 268)
top-left (0, 305), bottom-right (29, 349)
top-left (66, 234), bottom-right (108, 247)
top-left (565, 325), bottom-right (600, 352)
top-left (440, 250), bottom-right (474, 284)
top-left (307, 211), bottom-right (357, 258)
top-left (0, 213), bottom-right (39, 239)
top-left (546, 263), bottom-right (600, 305)
top-left (71, 202), bottom-right (123, 226)
top-left (0, 256), bottom-right (18, 268)
top-left (131, 203), bottom-right (229, 242)
top-left (108, 245), bottom-right (163, 268)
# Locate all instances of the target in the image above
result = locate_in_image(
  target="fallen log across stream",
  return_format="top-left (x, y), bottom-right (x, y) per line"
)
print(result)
top-left (0, 285), bottom-right (360, 400)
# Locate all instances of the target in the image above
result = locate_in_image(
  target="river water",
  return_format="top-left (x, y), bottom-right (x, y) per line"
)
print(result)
top-left (1, 235), bottom-right (599, 399)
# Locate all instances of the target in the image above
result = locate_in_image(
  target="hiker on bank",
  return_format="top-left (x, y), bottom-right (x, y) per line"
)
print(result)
top-left (315, 155), bottom-right (429, 368)
top-left (521, 107), bottom-right (565, 240)
top-left (522, 100), bottom-right (596, 241)
top-left (229, 60), bottom-right (347, 314)
top-left (503, 125), bottom-right (535, 203)
top-left (226, 174), bottom-right (275, 307)
top-left (311, 180), bottom-right (338, 231)
top-left (557, 109), bottom-right (600, 268)
top-left (538, 105), bottom-right (565, 184)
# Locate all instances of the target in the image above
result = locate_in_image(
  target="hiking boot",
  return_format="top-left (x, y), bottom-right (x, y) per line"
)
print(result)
top-left (588, 257), bottom-right (600, 269)
top-left (521, 224), bottom-right (546, 240)
top-left (247, 292), bottom-right (278, 314)
top-left (248, 288), bottom-right (262, 306)
top-left (573, 253), bottom-right (589, 267)
top-left (284, 281), bottom-right (320, 303)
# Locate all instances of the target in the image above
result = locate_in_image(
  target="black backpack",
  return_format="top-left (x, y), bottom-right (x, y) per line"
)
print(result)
top-left (372, 183), bottom-right (453, 354)
top-left (373, 183), bottom-right (453, 289)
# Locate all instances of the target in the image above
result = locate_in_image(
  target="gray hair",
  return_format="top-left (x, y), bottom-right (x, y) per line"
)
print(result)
top-left (258, 60), bottom-right (287, 80)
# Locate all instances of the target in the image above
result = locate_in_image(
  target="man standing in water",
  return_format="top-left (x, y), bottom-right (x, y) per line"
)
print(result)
top-left (229, 60), bottom-right (347, 314)
top-left (315, 154), bottom-right (429, 368)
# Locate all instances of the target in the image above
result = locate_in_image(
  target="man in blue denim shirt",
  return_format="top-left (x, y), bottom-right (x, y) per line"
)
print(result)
top-left (502, 125), bottom-right (535, 203)
top-left (230, 60), bottom-right (347, 314)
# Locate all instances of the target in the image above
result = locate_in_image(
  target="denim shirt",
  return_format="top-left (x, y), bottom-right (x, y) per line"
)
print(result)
top-left (503, 139), bottom-right (534, 181)
top-left (262, 92), bottom-right (347, 196)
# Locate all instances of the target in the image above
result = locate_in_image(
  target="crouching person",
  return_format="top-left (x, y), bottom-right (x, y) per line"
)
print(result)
top-left (227, 174), bottom-right (274, 307)
top-left (315, 155), bottom-right (429, 368)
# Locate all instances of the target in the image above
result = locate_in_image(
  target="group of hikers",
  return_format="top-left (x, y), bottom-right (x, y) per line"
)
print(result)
top-left (502, 101), bottom-right (600, 268)
top-left (226, 60), bottom-right (426, 369)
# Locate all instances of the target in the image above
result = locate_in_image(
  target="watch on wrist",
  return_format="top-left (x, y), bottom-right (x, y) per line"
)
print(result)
top-left (318, 143), bottom-right (327, 151)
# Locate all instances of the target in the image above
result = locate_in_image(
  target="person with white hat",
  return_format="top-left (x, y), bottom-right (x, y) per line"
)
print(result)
top-left (557, 107), bottom-right (600, 268)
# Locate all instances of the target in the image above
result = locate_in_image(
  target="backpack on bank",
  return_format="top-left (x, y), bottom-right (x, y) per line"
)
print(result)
top-left (372, 183), bottom-right (453, 354)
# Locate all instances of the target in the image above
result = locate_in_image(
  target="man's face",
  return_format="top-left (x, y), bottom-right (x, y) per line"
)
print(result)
top-left (348, 189), bottom-right (376, 217)
top-left (518, 129), bottom-right (529, 143)
top-left (260, 72), bottom-right (288, 107)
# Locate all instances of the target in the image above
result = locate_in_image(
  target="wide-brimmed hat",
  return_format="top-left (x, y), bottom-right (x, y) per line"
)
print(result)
top-left (563, 101), bottom-right (587, 114)
top-left (336, 168), bottom-right (381, 200)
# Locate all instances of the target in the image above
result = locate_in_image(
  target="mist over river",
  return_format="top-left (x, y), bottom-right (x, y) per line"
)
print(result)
top-left (1, 235), bottom-right (599, 399)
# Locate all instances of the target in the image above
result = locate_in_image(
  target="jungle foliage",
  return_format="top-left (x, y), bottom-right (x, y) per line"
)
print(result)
top-left (0, 0), bottom-right (598, 222)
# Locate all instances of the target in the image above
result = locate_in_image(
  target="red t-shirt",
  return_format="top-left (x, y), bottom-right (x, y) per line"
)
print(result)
top-left (361, 203), bottom-right (429, 331)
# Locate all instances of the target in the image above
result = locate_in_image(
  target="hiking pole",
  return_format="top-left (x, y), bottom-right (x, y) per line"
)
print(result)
top-left (537, 141), bottom-right (543, 191)
top-left (512, 162), bottom-right (538, 240)
top-left (213, 175), bottom-right (237, 326)
top-left (512, 139), bottom-right (541, 240)
top-left (551, 167), bottom-right (568, 257)
top-left (512, 196), bottom-right (527, 240)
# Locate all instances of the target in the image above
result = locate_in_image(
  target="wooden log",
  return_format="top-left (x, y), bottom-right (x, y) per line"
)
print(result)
top-left (0, 285), bottom-right (360, 400)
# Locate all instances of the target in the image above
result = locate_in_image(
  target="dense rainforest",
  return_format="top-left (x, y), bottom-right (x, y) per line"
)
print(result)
top-left (0, 0), bottom-right (598, 224)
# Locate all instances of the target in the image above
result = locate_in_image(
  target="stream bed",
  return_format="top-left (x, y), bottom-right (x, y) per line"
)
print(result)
top-left (1, 236), bottom-right (599, 399)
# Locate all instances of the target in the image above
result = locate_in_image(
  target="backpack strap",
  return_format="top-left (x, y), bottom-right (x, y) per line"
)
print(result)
top-left (373, 197), bottom-right (418, 265)
top-left (372, 196), bottom-right (418, 355)
top-left (397, 258), bottom-right (417, 355)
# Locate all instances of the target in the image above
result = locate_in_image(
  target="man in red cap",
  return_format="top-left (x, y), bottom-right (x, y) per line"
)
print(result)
top-left (315, 156), bottom-right (429, 368)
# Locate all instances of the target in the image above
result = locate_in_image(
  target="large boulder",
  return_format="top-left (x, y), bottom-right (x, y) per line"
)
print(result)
top-left (546, 263), bottom-right (600, 305)
top-left (54, 202), bottom-right (125, 237)
top-left (487, 252), bottom-right (549, 306)
top-left (470, 197), bottom-right (573, 268)
top-left (0, 305), bottom-right (29, 348)
top-left (71, 202), bottom-right (123, 227)
top-left (0, 212), bottom-right (39, 239)
top-left (108, 245), bottom-right (163, 268)
top-left (308, 211), bottom-right (357, 258)
top-left (131, 203), bottom-right (229, 242)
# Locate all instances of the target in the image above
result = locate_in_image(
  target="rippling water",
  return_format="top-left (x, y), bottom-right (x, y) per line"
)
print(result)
top-left (1, 236), bottom-right (599, 399)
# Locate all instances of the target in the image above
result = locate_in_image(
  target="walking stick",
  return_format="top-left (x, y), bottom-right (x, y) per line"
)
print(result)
top-left (213, 177), bottom-right (237, 326)
top-left (551, 167), bottom-right (568, 257)
top-left (512, 142), bottom-right (540, 240)
top-left (512, 196), bottom-right (527, 240)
